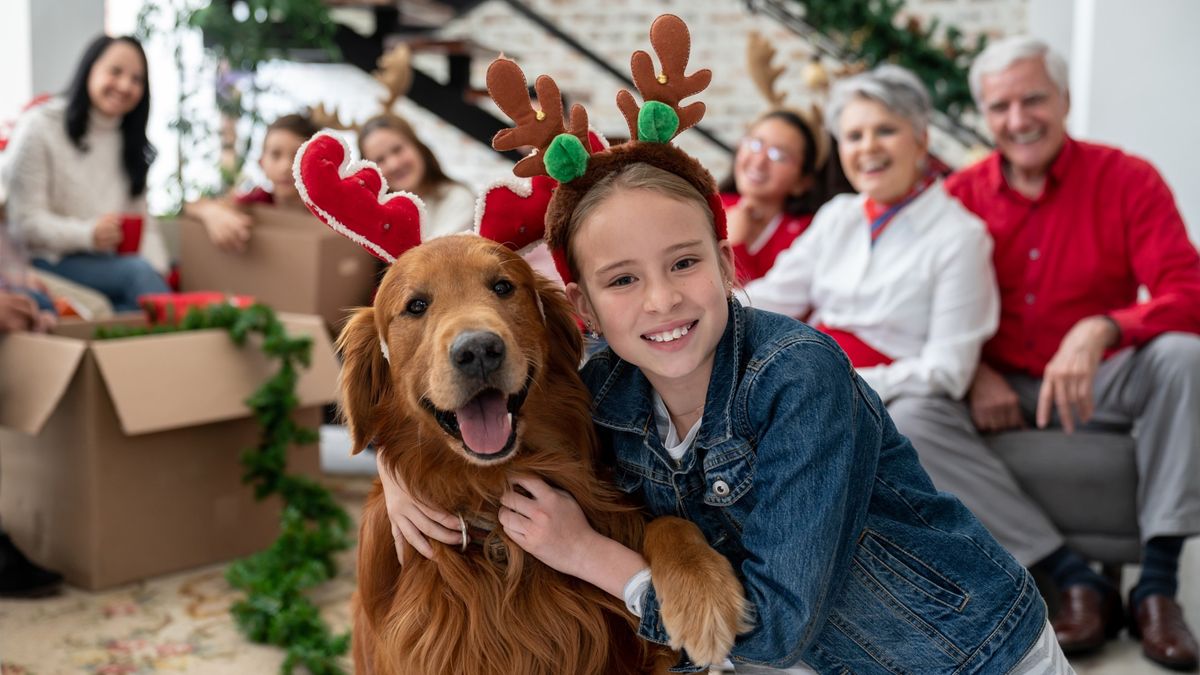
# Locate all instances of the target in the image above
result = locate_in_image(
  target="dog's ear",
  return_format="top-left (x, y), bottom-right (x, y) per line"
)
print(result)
top-left (335, 307), bottom-right (393, 454)
top-left (536, 274), bottom-right (583, 367)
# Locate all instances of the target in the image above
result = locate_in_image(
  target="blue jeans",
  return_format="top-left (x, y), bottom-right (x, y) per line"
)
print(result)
top-left (33, 254), bottom-right (168, 312)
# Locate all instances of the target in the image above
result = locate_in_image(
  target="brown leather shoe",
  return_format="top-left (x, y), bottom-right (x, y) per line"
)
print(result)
top-left (1130, 594), bottom-right (1199, 671)
top-left (1051, 584), bottom-right (1123, 654)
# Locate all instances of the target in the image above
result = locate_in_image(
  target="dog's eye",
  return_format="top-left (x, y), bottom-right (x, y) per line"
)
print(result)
top-left (492, 280), bottom-right (515, 297)
top-left (405, 298), bottom-right (429, 315)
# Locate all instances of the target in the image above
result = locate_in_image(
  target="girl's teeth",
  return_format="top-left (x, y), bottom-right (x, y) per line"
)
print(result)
top-left (648, 323), bottom-right (691, 342)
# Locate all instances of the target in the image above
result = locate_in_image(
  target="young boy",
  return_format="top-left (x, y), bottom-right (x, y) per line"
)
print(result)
top-left (185, 114), bottom-right (318, 253)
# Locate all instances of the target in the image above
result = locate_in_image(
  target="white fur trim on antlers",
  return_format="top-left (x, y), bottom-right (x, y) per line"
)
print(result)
top-left (292, 130), bottom-right (428, 264)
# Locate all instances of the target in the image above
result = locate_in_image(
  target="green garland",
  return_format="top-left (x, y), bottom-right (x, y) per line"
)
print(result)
top-left (97, 303), bottom-right (352, 674)
top-left (790, 0), bottom-right (986, 117)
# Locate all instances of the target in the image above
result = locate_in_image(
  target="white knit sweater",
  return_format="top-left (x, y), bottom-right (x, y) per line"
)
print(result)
top-left (2, 98), bottom-right (168, 272)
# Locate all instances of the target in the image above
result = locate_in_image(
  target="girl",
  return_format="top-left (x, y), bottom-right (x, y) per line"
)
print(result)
top-left (719, 110), bottom-right (843, 282)
top-left (379, 18), bottom-right (1069, 674)
top-left (3, 35), bottom-right (169, 312)
top-left (357, 114), bottom-right (475, 239)
top-left (740, 66), bottom-right (999, 410)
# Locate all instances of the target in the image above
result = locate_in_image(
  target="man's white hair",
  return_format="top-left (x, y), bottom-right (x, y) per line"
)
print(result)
top-left (969, 36), bottom-right (1070, 107)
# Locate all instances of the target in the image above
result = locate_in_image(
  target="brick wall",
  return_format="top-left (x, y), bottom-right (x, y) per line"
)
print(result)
top-left (415, 0), bottom-right (1028, 185)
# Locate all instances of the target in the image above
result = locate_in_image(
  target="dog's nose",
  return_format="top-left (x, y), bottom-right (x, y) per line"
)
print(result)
top-left (451, 331), bottom-right (506, 378)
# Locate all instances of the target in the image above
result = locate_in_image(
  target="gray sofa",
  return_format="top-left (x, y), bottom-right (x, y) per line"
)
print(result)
top-left (986, 430), bottom-right (1140, 566)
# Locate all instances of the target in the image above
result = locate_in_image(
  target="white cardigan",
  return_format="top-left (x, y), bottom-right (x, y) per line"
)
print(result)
top-left (739, 182), bottom-right (999, 402)
top-left (2, 99), bottom-right (168, 273)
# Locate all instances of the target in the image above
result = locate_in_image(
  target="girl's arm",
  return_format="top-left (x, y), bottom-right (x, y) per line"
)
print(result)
top-left (669, 337), bottom-right (877, 668)
top-left (857, 222), bottom-right (1000, 402)
top-left (499, 473), bottom-right (648, 599)
top-left (182, 197), bottom-right (253, 253)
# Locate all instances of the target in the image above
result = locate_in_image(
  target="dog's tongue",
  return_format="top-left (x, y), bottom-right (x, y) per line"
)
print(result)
top-left (456, 391), bottom-right (512, 455)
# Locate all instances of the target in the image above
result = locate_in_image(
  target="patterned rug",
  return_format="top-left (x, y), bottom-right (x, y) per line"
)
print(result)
top-left (0, 477), bottom-right (370, 675)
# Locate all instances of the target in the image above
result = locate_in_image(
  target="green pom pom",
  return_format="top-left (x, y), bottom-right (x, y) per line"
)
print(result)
top-left (544, 133), bottom-right (589, 183)
top-left (637, 101), bottom-right (679, 143)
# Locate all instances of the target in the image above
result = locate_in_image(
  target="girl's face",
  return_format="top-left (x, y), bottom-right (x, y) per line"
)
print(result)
top-left (837, 97), bottom-right (928, 204)
top-left (259, 129), bottom-right (306, 198)
top-left (361, 127), bottom-right (426, 194)
top-left (87, 41), bottom-right (146, 119)
top-left (566, 188), bottom-right (734, 393)
top-left (733, 116), bottom-right (811, 204)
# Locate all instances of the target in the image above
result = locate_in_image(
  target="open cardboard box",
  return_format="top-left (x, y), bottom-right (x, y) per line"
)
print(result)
top-left (178, 204), bottom-right (379, 332)
top-left (0, 312), bottom-right (339, 590)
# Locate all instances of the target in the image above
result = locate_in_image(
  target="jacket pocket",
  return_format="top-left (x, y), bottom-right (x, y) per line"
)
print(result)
top-left (857, 529), bottom-right (969, 612)
top-left (701, 445), bottom-right (754, 508)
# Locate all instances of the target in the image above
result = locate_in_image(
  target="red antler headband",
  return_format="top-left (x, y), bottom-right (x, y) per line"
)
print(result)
top-left (293, 131), bottom-right (426, 263)
top-left (486, 14), bottom-right (727, 284)
top-left (293, 130), bottom-right (570, 262)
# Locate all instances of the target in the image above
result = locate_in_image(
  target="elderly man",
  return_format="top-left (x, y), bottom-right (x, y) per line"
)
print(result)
top-left (894, 36), bottom-right (1200, 668)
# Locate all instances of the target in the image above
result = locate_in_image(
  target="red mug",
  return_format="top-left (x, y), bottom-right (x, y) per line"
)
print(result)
top-left (116, 215), bottom-right (143, 254)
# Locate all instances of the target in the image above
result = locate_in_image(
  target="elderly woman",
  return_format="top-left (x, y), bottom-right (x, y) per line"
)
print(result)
top-left (740, 65), bottom-right (999, 410)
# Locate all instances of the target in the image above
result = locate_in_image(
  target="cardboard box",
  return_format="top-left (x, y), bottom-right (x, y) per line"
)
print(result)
top-left (0, 313), bottom-right (339, 590)
top-left (179, 205), bottom-right (380, 331)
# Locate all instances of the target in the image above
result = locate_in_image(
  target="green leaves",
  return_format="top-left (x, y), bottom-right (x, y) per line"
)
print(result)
top-left (544, 133), bottom-right (590, 183)
top-left (792, 0), bottom-right (985, 117)
top-left (95, 304), bottom-right (351, 674)
top-left (637, 101), bottom-right (680, 143)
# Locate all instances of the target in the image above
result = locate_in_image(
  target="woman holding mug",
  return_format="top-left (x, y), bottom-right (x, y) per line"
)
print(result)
top-left (3, 35), bottom-right (169, 312)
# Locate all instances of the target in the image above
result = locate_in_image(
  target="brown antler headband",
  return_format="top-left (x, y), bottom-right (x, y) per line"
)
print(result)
top-left (746, 31), bottom-right (831, 170)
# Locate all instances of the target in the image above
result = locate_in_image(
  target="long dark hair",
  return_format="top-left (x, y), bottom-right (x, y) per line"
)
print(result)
top-left (719, 109), bottom-right (853, 216)
top-left (64, 35), bottom-right (155, 197)
top-left (357, 114), bottom-right (459, 196)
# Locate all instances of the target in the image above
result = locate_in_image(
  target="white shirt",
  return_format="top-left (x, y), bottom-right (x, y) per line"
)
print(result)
top-left (737, 182), bottom-right (999, 402)
top-left (421, 181), bottom-right (477, 240)
top-left (2, 99), bottom-right (168, 273)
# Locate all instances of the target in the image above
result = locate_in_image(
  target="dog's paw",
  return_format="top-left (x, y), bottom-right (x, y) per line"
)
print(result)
top-left (643, 517), bottom-right (751, 666)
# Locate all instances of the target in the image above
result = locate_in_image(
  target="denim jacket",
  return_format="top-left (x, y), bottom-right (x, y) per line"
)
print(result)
top-left (581, 301), bottom-right (1046, 673)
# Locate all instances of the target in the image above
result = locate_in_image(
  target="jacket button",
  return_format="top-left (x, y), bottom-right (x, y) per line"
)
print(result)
top-left (712, 479), bottom-right (731, 496)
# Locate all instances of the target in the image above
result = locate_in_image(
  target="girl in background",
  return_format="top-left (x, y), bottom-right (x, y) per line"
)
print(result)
top-left (357, 114), bottom-right (475, 239)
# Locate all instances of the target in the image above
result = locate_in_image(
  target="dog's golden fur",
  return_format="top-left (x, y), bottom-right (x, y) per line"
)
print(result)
top-left (338, 236), bottom-right (746, 675)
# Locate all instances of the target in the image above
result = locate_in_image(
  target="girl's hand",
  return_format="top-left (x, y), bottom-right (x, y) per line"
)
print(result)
top-left (377, 453), bottom-right (464, 562)
top-left (499, 473), bottom-right (599, 577)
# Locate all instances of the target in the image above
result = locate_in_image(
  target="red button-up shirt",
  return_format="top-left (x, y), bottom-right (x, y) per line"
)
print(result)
top-left (945, 137), bottom-right (1200, 376)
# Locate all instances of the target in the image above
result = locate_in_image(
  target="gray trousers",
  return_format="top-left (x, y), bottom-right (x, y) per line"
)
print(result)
top-left (888, 333), bottom-right (1200, 566)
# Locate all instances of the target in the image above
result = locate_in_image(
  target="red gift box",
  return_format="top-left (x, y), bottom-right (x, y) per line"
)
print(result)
top-left (138, 292), bottom-right (256, 325)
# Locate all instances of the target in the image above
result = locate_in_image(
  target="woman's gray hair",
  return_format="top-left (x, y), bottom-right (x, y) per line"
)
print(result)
top-left (825, 64), bottom-right (932, 139)
top-left (968, 36), bottom-right (1069, 107)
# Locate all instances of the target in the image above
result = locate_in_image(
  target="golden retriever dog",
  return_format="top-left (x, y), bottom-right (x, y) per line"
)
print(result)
top-left (337, 235), bottom-right (747, 675)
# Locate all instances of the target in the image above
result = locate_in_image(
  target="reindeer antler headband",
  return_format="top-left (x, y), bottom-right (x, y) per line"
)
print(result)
top-left (487, 14), bottom-right (727, 283)
top-left (746, 32), bottom-right (831, 171)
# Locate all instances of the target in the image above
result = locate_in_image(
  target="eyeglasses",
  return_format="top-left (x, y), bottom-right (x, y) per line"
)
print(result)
top-left (740, 137), bottom-right (797, 164)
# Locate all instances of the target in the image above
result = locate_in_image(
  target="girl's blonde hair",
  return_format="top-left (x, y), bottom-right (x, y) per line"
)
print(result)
top-left (565, 162), bottom-right (722, 283)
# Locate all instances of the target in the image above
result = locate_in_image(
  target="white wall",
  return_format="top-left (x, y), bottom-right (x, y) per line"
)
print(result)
top-left (29, 0), bottom-right (105, 96)
top-left (0, 0), bottom-right (34, 122)
top-left (0, 0), bottom-right (104, 122)
top-left (1031, 0), bottom-right (1200, 241)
